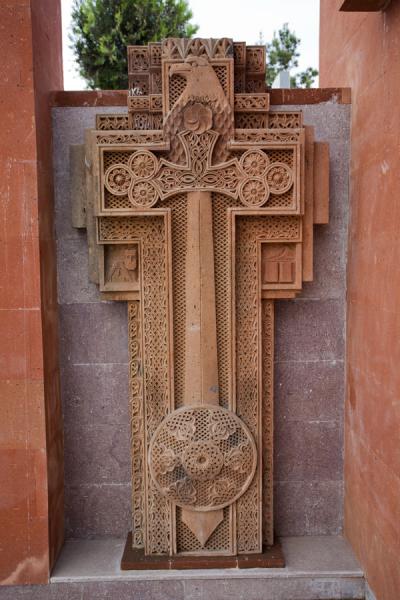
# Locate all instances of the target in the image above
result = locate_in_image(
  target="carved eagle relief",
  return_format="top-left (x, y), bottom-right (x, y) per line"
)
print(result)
top-left (164, 56), bottom-right (235, 165)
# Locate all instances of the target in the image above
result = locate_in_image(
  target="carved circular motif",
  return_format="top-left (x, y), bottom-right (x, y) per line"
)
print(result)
top-left (240, 149), bottom-right (270, 177)
top-left (129, 180), bottom-right (159, 208)
top-left (182, 441), bottom-right (224, 482)
top-left (128, 150), bottom-right (158, 179)
top-left (239, 177), bottom-right (269, 207)
top-left (183, 102), bottom-right (213, 134)
top-left (148, 405), bottom-right (257, 511)
top-left (104, 164), bottom-right (132, 196)
top-left (266, 162), bottom-right (293, 195)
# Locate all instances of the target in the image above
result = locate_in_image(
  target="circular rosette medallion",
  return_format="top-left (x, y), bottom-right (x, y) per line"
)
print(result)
top-left (239, 177), bottom-right (270, 207)
top-left (266, 162), bottom-right (293, 195)
top-left (240, 149), bottom-right (270, 177)
top-left (148, 405), bottom-right (257, 511)
top-left (128, 150), bottom-right (158, 180)
top-left (129, 180), bottom-right (159, 208)
top-left (104, 164), bottom-right (132, 196)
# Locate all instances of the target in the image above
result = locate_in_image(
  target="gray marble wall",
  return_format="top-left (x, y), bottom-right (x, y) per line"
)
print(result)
top-left (52, 102), bottom-right (350, 539)
top-left (274, 103), bottom-right (349, 535)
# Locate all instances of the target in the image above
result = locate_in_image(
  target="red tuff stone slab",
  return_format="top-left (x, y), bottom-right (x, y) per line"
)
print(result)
top-left (0, 0), bottom-right (64, 585)
top-left (50, 87), bottom-right (351, 107)
top-left (320, 1), bottom-right (400, 599)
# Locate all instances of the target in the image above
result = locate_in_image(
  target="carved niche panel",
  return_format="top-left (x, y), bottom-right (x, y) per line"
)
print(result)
top-left (101, 243), bottom-right (140, 292)
top-left (261, 242), bottom-right (302, 291)
top-left (76, 37), bottom-right (329, 561)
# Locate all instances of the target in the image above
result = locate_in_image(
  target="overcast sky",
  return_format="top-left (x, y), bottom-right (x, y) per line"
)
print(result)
top-left (61, 0), bottom-right (319, 89)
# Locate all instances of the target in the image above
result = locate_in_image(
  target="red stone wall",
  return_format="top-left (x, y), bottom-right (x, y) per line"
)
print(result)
top-left (0, 0), bottom-right (63, 585)
top-left (320, 3), bottom-right (400, 599)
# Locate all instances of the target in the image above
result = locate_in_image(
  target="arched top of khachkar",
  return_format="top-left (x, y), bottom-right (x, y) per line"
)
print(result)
top-left (75, 36), bottom-right (329, 567)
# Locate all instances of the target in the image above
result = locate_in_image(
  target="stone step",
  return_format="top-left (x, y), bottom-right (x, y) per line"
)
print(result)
top-left (46, 535), bottom-right (365, 600)
top-left (0, 536), bottom-right (365, 599)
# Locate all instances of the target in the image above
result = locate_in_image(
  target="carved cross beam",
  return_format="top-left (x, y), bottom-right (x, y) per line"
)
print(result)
top-left (104, 125), bottom-right (294, 209)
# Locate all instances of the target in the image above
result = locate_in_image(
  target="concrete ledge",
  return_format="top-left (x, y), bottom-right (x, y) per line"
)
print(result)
top-left (44, 536), bottom-right (365, 600)
top-left (50, 88), bottom-right (351, 107)
top-left (0, 537), bottom-right (364, 599)
top-left (51, 536), bottom-right (363, 582)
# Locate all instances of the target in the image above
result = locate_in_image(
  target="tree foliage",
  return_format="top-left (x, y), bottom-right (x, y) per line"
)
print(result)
top-left (71, 4), bottom-right (317, 91)
top-left (71, 0), bottom-right (198, 89)
top-left (290, 66), bottom-right (319, 89)
top-left (264, 23), bottom-right (318, 88)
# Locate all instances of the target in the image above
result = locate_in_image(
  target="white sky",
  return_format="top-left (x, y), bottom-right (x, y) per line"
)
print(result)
top-left (61, 0), bottom-right (319, 90)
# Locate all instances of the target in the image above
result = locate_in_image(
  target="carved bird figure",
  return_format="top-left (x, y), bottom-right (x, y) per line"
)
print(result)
top-left (164, 56), bottom-right (234, 164)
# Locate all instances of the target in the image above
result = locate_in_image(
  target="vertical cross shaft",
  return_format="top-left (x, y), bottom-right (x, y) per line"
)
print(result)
top-left (184, 191), bottom-right (219, 407)
top-left (182, 190), bottom-right (223, 546)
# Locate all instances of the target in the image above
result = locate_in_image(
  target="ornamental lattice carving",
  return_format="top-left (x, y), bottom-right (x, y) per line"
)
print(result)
top-left (149, 405), bottom-right (257, 510)
top-left (76, 36), bottom-right (329, 560)
top-left (128, 301), bottom-right (145, 547)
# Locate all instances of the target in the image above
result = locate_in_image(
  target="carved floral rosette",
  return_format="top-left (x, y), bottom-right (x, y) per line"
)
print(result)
top-left (148, 405), bottom-right (257, 511)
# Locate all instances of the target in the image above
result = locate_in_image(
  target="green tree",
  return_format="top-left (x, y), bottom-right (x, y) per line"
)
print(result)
top-left (71, 0), bottom-right (198, 89)
top-left (262, 23), bottom-right (318, 88)
top-left (290, 66), bottom-right (319, 89)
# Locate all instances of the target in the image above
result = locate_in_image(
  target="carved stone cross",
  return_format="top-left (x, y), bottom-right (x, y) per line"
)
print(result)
top-left (77, 37), bottom-right (329, 563)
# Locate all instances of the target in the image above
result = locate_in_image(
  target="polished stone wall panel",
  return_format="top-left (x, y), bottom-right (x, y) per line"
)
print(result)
top-left (53, 107), bottom-right (131, 538)
top-left (273, 103), bottom-right (349, 536)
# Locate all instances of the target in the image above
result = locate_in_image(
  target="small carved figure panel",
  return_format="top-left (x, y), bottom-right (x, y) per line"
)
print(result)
top-left (261, 242), bottom-right (301, 290)
top-left (102, 243), bottom-right (140, 292)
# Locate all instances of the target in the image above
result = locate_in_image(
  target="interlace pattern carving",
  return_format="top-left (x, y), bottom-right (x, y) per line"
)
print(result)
top-left (128, 46), bottom-right (149, 71)
top-left (130, 112), bottom-right (153, 130)
top-left (234, 129), bottom-right (301, 143)
top-left (262, 300), bottom-right (274, 546)
top-left (128, 96), bottom-right (150, 110)
top-left (235, 217), bottom-right (262, 553)
top-left (235, 113), bottom-right (268, 129)
top-left (246, 47), bottom-right (266, 72)
top-left (234, 94), bottom-right (269, 111)
top-left (235, 216), bottom-right (300, 553)
top-left (149, 42), bottom-right (162, 66)
top-left (128, 301), bottom-right (145, 547)
top-left (96, 114), bottom-right (129, 130)
top-left (100, 215), bottom-right (171, 554)
top-left (233, 42), bottom-right (246, 65)
top-left (246, 78), bottom-right (266, 93)
top-left (127, 95), bottom-right (163, 131)
top-left (268, 111), bottom-right (302, 129)
top-left (96, 132), bottom-right (164, 145)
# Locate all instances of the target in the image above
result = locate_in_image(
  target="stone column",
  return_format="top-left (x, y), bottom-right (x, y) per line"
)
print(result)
top-left (0, 0), bottom-right (63, 585)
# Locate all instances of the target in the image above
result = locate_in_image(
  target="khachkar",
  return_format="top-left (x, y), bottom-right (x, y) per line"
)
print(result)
top-left (75, 37), bottom-right (329, 565)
